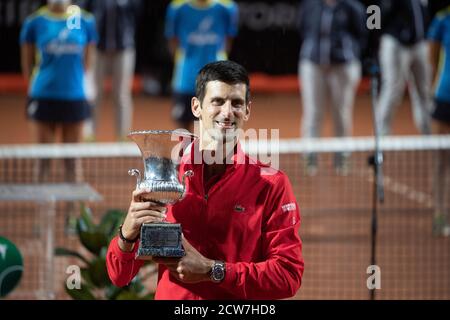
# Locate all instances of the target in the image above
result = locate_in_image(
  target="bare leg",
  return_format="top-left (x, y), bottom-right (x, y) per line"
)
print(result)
top-left (62, 121), bottom-right (84, 182)
top-left (30, 121), bottom-right (57, 182)
top-left (62, 121), bottom-right (84, 234)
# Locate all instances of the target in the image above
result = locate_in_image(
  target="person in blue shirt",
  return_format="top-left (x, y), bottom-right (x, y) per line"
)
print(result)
top-left (165, 0), bottom-right (239, 132)
top-left (428, 7), bottom-right (450, 237)
top-left (20, 0), bottom-right (98, 182)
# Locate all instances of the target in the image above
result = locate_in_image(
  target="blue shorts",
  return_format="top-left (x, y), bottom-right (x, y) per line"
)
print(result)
top-left (432, 99), bottom-right (450, 125)
top-left (27, 98), bottom-right (91, 123)
top-left (172, 93), bottom-right (197, 124)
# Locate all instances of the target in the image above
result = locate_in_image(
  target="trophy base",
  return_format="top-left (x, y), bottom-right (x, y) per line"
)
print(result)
top-left (136, 222), bottom-right (185, 259)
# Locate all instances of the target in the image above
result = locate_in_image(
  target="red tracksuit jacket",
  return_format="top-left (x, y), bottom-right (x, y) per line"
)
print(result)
top-left (106, 141), bottom-right (304, 299)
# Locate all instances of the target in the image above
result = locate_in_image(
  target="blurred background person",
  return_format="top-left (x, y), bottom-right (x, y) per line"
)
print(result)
top-left (165, 0), bottom-right (239, 133)
top-left (428, 6), bottom-right (450, 236)
top-left (20, 0), bottom-right (97, 182)
top-left (298, 0), bottom-right (367, 175)
top-left (376, 0), bottom-right (432, 136)
top-left (81, 0), bottom-right (142, 141)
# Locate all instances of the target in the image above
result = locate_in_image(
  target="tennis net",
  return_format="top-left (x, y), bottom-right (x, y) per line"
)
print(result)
top-left (0, 135), bottom-right (449, 299)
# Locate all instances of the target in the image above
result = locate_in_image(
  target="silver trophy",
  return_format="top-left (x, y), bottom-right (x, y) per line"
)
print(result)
top-left (128, 130), bottom-right (195, 259)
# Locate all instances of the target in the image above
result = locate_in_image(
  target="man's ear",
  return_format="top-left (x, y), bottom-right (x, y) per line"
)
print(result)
top-left (191, 97), bottom-right (201, 119)
top-left (243, 101), bottom-right (251, 122)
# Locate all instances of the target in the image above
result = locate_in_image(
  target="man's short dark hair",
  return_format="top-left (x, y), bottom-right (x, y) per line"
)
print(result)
top-left (195, 60), bottom-right (250, 104)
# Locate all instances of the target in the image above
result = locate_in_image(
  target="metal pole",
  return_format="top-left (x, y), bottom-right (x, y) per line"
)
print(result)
top-left (368, 62), bottom-right (384, 300)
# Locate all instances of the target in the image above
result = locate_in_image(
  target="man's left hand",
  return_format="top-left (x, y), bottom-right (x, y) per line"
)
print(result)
top-left (153, 235), bottom-right (214, 283)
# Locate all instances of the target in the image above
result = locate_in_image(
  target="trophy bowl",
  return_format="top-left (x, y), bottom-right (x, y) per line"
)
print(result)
top-left (128, 130), bottom-right (196, 259)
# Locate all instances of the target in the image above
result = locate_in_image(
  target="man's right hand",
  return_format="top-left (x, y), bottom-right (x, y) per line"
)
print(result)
top-left (118, 188), bottom-right (167, 252)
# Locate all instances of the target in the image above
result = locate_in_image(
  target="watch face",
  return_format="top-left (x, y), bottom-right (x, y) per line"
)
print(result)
top-left (212, 263), bottom-right (225, 281)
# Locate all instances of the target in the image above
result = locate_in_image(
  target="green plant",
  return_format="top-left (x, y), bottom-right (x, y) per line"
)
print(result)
top-left (55, 204), bottom-right (155, 300)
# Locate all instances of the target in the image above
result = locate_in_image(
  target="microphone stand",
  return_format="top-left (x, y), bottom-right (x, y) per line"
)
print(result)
top-left (367, 61), bottom-right (384, 300)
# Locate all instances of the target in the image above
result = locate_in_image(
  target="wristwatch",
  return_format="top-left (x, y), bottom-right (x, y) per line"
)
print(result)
top-left (210, 260), bottom-right (225, 283)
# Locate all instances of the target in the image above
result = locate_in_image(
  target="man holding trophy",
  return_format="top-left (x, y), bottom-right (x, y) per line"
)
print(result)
top-left (106, 61), bottom-right (304, 299)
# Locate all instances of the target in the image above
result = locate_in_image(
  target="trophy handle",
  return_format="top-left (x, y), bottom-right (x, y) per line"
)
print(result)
top-left (128, 168), bottom-right (142, 188)
top-left (180, 170), bottom-right (194, 199)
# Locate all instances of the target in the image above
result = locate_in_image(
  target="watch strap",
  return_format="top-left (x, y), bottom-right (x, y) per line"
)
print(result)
top-left (118, 224), bottom-right (139, 243)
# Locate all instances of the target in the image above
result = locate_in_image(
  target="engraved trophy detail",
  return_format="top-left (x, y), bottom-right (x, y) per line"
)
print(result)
top-left (128, 130), bottom-right (195, 259)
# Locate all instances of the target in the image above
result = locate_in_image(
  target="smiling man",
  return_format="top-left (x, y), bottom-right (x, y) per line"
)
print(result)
top-left (106, 60), bottom-right (304, 300)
